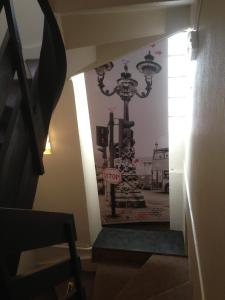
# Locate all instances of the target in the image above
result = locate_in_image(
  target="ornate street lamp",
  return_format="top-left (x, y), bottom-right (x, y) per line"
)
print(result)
top-left (95, 51), bottom-right (162, 211)
top-left (95, 51), bottom-right (161, 121)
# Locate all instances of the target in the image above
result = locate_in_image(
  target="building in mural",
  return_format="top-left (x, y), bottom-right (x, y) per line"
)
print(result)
top-left (152, 145), bottom-right (169, 193)
top-left (85, 39), bottom-right (169, 224)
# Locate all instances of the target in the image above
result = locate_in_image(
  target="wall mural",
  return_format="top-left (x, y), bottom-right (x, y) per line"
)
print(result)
top-left (85, 39), bottom-right (169, 224)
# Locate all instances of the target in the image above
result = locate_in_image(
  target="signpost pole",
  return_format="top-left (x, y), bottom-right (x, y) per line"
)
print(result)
top-left (109, 112), bottom-right (116, 217)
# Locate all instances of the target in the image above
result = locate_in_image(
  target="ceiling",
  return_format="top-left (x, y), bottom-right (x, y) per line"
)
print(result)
top-left (0, 0), bottom-right (195, 75)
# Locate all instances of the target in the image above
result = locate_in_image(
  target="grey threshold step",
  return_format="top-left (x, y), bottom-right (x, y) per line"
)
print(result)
top-left (93, 228), bottom-right (185, 264)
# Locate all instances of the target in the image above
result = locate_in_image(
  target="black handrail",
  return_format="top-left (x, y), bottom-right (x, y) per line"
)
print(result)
top-left (36, 0), bottom-right (67, 130)
top-left (3, 0), bottom-right (44, 175)
top-left (0, 4), bottom-right (85, 298)
top-left (0, 208), bottom-right (85, 300)
top-left (0, 0), bottom-right (67, 274)
top-left (0, 0), bottom-right (67, 174)
top-left (0, 0), bottom-right (66, 206)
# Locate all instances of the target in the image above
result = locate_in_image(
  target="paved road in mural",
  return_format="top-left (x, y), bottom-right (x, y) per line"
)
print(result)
top-left (100, 190), bottom-right (169, 224)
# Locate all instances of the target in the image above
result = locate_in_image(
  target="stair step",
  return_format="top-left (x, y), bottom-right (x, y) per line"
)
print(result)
top-left (114, 255), bottom-right (189, 300)
top-left (147, 281), bottom-right (192, 300)
top-left (93, 228), bottom-right (185, 264)
top-left (92, 263), bottom-right (139, 300)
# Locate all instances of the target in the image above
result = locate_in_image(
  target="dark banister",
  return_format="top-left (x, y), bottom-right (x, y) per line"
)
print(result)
top-left (3, 0), bottom-right (44, 175)
top-left (0, 2), bottom-right (85, 298)
top-left (0, 208), bottom-right (86, 300)
top-left (0, 0), bottom-right (66, 209)
top-left (0, 0), bottom-right (67, 265)
top-left (0, 30), bottom-right (16, 117)
top-left (37, 0), bottom-right (67, 130)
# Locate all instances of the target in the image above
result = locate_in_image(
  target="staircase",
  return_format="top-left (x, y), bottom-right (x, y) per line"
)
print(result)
top-left (91, 254), bottom-right (192, 300)
top-left (89, 226), bottom-right (192, 300)
top-left (0, 1), bottom-right (86, 299)
top-left (0, 0), bottom-right (66, 209)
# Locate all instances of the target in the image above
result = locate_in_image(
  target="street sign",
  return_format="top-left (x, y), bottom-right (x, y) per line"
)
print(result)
top-left (103, 168), bottom-right (122, 184)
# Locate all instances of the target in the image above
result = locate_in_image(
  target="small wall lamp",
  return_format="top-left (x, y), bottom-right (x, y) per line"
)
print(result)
top-left (44, 136), bottom-right (52, 155)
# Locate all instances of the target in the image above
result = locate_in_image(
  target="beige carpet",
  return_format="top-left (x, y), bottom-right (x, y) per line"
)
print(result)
top-left (147, 282), bottom-right (192, 300)
top-left (114, 255), bottom-right (189, 300)
top-left (34, 255), bottom-right (190, 300)
top-left (92, 262), bottom-right (140, 300)
top-left (92, 255), bottom-right (189, 300)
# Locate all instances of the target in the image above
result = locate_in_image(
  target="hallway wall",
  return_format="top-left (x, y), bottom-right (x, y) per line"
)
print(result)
top-left (185, 0), bottom-right (225, 299)
top-left (34, 80), bottom-right (98, 249)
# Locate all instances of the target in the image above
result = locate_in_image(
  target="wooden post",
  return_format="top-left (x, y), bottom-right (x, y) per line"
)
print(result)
top-left (109, 112), bottom-right (116, 217)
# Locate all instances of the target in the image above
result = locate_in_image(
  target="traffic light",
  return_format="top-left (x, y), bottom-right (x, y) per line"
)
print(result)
top-left (96, 126), bottom-right (108, 147)
top-left (119, 119), bottom-right (135, 149)
top-left (124, 120), bottom-right (135, 128)
top-left (113, 143), bottom-right (120, 158)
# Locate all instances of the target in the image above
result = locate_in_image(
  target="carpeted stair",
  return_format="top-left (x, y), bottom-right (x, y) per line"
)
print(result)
top-left (92, 255), bottom-right (191, 300)
top-left (146, 282), bottom-right (192, 300)
top-left (92, 262), bottom-right (139, 300)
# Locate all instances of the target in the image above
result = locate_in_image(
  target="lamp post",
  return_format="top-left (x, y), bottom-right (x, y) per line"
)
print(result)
top-left (95, 51), bottom-right (161, 121)
top-left (95, 51), bottom-right (161, 210)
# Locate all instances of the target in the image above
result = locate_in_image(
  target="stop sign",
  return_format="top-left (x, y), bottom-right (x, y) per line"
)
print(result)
top-left (103, 168), bottom-right (122, 184)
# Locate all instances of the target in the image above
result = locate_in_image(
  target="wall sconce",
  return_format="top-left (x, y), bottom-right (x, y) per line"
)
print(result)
top-left (44, 136), bottom-right (52, 155)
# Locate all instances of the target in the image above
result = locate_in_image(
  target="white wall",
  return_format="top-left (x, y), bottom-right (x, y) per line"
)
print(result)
top-left (49, 0), bottom-right (187, 13)
top-left (168, 32), bottom-right (189, 232)
top-left (34, 80), bottom-right (97, 249)
top-left (72, 74), bottom-right (101, 244)
top-left (61, 9), bottom-right (166, 49)
top-left (185, 0), bottom-right (225, 299)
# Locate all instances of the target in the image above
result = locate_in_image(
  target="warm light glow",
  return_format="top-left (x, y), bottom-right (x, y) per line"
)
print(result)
top-left (71, 73), bottom-right (95, 162)
top-left (168, 32), bottom-right (188, 56)
top-left (168, 31), bottom-right (197, 233)
top-left (168, 31), bottom-right (190, 232)
top-left (185, 59), bottom-right (197, 154)
top-left (168, 31), bottom-right (190, 116)
top-left (71, 73), bottom-right (101, 241)
top-left (168, 31), bottom-right (197, 145)
top-left (44, 135), bottom-right (52, 155)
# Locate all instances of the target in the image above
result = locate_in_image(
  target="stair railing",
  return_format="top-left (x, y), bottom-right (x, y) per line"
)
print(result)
top-left (0, 3), bottom-right (86, 299)
top-left (0, 208), bottom-right (86, 299)
top-left (0, 0), bottom-right (66, 209)
top-left (3, 0), bottom-right (44, 174)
